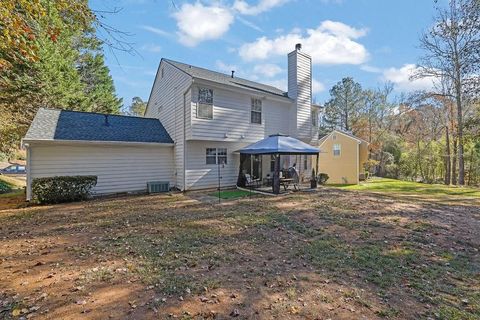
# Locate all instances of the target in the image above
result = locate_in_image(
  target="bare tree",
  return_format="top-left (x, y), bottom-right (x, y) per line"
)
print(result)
top-left (414, 0), bottom-right (480, 185)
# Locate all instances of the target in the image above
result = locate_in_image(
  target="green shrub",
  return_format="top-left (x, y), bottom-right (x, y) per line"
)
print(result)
top-left (32, 176), bottom-right (97, 204)
top-left (0, 180), bottom-right (12, 194)
top-left (318, 173), bottom-right (329, 185)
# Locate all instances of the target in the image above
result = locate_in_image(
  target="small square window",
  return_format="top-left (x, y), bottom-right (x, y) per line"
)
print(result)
top-left (206, 148), bottom-right (228, 165)
top-left (333, 144), bottom-right (341, 156)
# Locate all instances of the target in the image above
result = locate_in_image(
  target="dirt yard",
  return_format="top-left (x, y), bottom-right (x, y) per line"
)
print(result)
top-left (0, 188), bottom-right (479, 319)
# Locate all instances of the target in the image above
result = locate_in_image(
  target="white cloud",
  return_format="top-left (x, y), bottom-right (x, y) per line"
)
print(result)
top-left (360, 64), bottom-right (382, 73)
top-left (140, 43), bottom-right (162, 53)
top-left (263, 78), bottom-right (287, 91)
top-left (238, 20), bottom-right (369, 65)
top-left (173, 2), bottom-right (234, 47)
top-left (141, 25), bottom-right (170, 37)
top-left (312, 78), bottom-right (326, 94)
top-left (233, 0), bottom-right (289, 15)
top-left (382, 64), bottom-right (438, 92)
top-left (253, 63), bottom-right (282, 77)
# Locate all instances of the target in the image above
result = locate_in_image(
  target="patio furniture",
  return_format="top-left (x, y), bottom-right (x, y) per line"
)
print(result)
top-left (245, 174), bottom-right (261, 188)
top-left (280, 178), bottom-right (294, 190)
top-left (237, 134), bottom-right (320, 194)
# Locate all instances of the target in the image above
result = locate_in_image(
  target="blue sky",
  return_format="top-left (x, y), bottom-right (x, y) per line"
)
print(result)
top-left (90, 0), bottom-right (445, 107)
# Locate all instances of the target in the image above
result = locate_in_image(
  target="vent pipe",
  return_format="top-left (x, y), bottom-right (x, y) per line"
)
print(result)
top-left (231, 70), bottom-right (235, 78)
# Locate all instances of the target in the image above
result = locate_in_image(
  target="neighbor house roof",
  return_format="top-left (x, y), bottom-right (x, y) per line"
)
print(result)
top-left (318, 129), bottom-right (369, 147)
top-left (24, 108), bottom-right (173, 144)
top-left (164, 59), bottom-right (289, 99)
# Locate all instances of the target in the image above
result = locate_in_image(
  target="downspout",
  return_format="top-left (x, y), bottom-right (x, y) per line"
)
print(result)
top-left (25, 143), bottom-right (32, 201)
top-left (183, 79), bottom-right (194, 191)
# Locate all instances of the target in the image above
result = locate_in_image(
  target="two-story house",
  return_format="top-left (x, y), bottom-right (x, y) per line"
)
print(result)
top-left (144, 43), bottom-right (320, 191)
top-left (23, 44), bottom-right (328, 199)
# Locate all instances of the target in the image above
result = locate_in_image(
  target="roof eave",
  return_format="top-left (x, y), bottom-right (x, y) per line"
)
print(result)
top-left (22, 139), bottom-right (174, 147)
top-left (192, 77), bottom-right (293, 102)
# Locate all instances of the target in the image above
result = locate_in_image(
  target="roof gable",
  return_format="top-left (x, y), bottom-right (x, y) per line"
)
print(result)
top-left (24, 108), bottom-right (173, 144)
top-left (318, 130), bottom-right (368, 147)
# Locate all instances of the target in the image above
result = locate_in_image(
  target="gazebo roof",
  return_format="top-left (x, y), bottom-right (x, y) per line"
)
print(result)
top-left (238, 134), bottom-right (319, 155)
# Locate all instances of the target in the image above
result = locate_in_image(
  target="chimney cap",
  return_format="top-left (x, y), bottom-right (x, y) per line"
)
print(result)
top-left (295, 43), bottom-right (302, 51)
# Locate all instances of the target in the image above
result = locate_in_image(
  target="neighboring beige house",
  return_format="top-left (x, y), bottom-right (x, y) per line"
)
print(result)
top-left (318, 130), bottom-right (369, 184)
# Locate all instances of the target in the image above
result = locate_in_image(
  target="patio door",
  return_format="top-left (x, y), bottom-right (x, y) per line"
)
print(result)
top-left (241, 155), bottom-right (262, 180)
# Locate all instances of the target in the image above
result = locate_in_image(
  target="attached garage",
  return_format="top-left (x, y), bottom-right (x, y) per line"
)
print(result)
top-left (23, 108), bottom-right (174, 200)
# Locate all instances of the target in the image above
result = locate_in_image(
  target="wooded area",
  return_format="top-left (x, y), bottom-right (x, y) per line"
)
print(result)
top-left (0, 0), bottom-right (123, 157)
top-left (321, 0), bottom-right (480, 186)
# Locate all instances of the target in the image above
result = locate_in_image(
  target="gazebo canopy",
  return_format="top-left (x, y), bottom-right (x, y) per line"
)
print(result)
top-left (238, 134), bottom-right (319, 155)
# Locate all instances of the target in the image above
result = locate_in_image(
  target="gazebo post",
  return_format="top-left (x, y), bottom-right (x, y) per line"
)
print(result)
top-left (273, 153), bottom-right (280, 194)
top-left (316, 154), bottom-right (319, 179)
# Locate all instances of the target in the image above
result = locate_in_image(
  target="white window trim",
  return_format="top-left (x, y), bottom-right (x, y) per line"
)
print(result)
top-left (251, 98), bottom-right (262, 124)
top-left (206, 148), bottom-right (227, 165)
top-left (333, 143), bottom-right (341, 157)
top-left (197, 87), bottom-right (214, 120)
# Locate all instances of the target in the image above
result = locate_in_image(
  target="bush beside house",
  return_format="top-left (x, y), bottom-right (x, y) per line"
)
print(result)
top-left (32, 176), bottom-right (97, 204)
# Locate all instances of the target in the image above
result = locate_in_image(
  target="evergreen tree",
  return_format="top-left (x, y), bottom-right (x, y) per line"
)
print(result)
top-left (323, 77), bottom-right (364, 132)
top-left (125, 97), bottom-right (147, 116)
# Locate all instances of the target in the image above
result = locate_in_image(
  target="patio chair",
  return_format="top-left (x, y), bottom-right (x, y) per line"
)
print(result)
top-left (245, 174), bottom-right (261, 188)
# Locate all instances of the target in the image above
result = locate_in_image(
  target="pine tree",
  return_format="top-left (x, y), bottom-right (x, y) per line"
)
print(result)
top-left (323, 77), bottom-right (364, 132)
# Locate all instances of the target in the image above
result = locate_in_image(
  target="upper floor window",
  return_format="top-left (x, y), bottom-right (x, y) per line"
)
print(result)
top-left (311, 110), bottom-right (318, 127)
top-left (197, 88), bottom-right (213, 119)
top-left (333, 143), bottom-right (341, 156)
top-left (161, 68), bottom-right (164, 79)
top-left (251, 98), bottom-right (262, 124)
top-left (206, 148), bottom-right (227, 165)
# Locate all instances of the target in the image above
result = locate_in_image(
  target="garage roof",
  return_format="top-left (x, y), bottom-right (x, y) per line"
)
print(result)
top-left (24, 108), bottom-right (173, 144)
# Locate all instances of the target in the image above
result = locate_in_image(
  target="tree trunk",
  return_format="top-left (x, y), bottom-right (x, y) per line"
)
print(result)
top-left (453, 38), bottom-right (465, 185)
top-left (467, 150), bottom-right (473, 186)
top-left (452, 136), bottom-right (458, 185)
top-left (444, 126), bottom-right (451, 185)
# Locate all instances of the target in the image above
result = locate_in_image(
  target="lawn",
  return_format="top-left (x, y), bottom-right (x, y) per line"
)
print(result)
top-left (208, 189), bottom-right (253, 199)
top-left (0, 187), bottom-right (478, 319)
top-left (333, 177), bottom-right (480, 203)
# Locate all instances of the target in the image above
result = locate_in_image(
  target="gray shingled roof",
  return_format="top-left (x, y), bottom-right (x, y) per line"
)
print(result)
top-left (164, 59), bottom-right (289, 98)
top-left (24, 108), bottom-right (173, 144)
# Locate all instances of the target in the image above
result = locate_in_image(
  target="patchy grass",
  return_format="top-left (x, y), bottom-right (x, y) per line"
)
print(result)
top-left (208, 189), bottom-right (253, 199)
top-left (334, 177), bottom-right (480, 198)
top-left (0, 189), bottom-right (478, 319)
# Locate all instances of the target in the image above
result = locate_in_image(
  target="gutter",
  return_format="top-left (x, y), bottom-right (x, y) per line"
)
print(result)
top-left (21, 139), bottom-right (174, 147)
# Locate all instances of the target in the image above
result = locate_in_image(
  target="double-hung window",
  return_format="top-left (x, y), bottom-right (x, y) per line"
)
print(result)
top-left (311, 110), bottom-right (318, 127)
top-left (251, 98), bottom-right (262, 124)
top-left (333, 144), bottom-right (341, 156)
top-left (197, 88), bottom-right (213, 119)
top-left (206, 148), bottom-right (227, 165)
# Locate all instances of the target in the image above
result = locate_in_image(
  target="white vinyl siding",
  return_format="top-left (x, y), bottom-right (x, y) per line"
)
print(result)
top-left (185, 141), bottom-right (244, 190)
top-left (190, 83), bottom-right (291, 142)
top-left (288, 50), bottom-right (313, 141)
top-left (29, 144), bottom-right (174, 196)
top-left (145, 60), bottom-right (192, 190)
